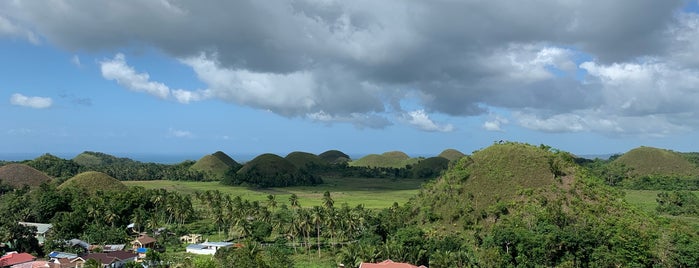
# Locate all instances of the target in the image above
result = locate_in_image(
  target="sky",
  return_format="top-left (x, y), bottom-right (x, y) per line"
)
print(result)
top-left (2, 0), bottom-right (699, 159)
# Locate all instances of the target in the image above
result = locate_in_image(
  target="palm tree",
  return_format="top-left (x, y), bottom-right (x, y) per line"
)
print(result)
top-left (289, 194), bottom-right (300, 210)
top-left (322, 191), bottom-right (334, 211)
top-left (267, 194), bottom-right (277, 211)
top-left (311, 206), bottom-right (324, 258)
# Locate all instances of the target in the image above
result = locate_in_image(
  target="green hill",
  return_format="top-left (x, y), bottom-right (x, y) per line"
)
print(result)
top-left (72, 151), bottom-right (136, 167)
top-left (227, 154), bottom-right (322, 187)
top-left (438, 148), bottom-right (466, 161)
top-left (27, 153), bottom-right (81, 180)
top-left (0, 163), bottom-right (52, 189)
top-left (412, 143), bottom-right (575, 221)
top-left (614, 146), bottom-right (699, 177)
top-left (190, 151), bottom-right (240, 180)
top-left (58, 171), bottom-right (127, 193)
top-left (285, 151), bottom-right (326, 169)
top-left (410, 157), bottom-right (450, 178)
top-left (318, 150), bottom-right (351, 164)
top-left (350, 151), bottom-right (419, 168)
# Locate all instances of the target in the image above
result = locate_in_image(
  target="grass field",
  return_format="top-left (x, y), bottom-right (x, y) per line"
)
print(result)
top-left (123, 177), bottom-right (425, 209)
top-left (624, 189), bottom-right (699, 226)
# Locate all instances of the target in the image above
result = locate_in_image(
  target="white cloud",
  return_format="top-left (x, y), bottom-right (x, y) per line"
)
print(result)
top-left (100, 53), bottom-right (171, 99)
top-left (307, 110), bottom-right (391, 129)
top-left (10, 93), bottom-right (52, 109)
top-left (483, 115), bottom-right (509, 132)
top-left (168, 128), bottom-right (193, 138)
top-left (402, 110), bottom-right (454, 132)
top-left (7, 128), bottom-right (32, 135)
top-left (182, 54), bottom-right (317, 115)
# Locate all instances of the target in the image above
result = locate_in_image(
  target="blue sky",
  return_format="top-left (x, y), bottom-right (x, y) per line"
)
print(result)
top-left (2, 0), bottom-right (699, 160)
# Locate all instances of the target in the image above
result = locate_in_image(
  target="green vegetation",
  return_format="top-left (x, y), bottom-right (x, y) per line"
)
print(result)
top-left (0, 163), bottom-right (52, 189)
top-left (318, 150), bottom-right (351, 164)
top-left (410, 156), bottom-right (449, 179)
top-left (3, 144), bottom-right (699, 267)
top-left (285, 151), bottom-right (326, 169)
top-left (125, 177), bottom-right (422, 209)
top-left (437, 148), bottom-right (466, 161)
top-left (58, 171), bottom-right (128, 193)
top-left (189, 151), bottom-right (241, 180)
top-left (224, 153), bottom-right (322, 187)
top-left (350, 151), bottom-right (419, 168)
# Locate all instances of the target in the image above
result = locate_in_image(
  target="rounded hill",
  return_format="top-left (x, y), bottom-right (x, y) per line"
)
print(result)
top-left (413, 143), bottom-right (575, 222)
top-left (438, 149), bottom-right (466, 161)
top-left (190, 151), bottom-right (240, 180)
top-left (226, 153), bottom-right (322, 187)
top-left (237, 154), bottom-right (297, 177)
top-left (285, 151), bottom-right (325, 169)
top-left (0, 163), bottom-right (52, 188)
top-left (351, 151), bottom-right (418, 168)
top-left (614, 146), bottom-right (699, 177)
top-left (59, 171), bottom-right (127, 193)
top-left (318, 150), bottom-right (351, 164)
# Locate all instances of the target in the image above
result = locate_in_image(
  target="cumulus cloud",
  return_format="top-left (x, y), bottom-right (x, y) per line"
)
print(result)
top-left (400, 110), bottom-right (454, 132)
top-left (100, 54), bottom-right (171, 99)
top-left (6, 0), bottom-right (699, 135)
top-left (10, 93), bottom-right (52, 109)
top-left (484, 116), bottom-right (509, 132)
top-left (71, 55), bottom-right (81, 67)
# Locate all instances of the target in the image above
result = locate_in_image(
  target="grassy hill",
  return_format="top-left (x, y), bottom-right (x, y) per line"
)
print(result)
top-left (285, 151), bottom-right (326, 169)
top-left (412, 143), bottom-right (576, 223)
top-left (438, 148), bottom-right (466, 161)
top-left (350, 151), bottom-right (419, 168)
top-left (72, 151), bottom-right (137, 167)
top-left (318, 150), bottom-right (351, 164)
top-left (58, 171), bottom-right (128, 193)
top-left (190, 151), bottom-right (240, 180)
top-left (614, 146), bottom-right (699, 177)
top-left (237, 153), bottom-right (297, 177)
top-left (0, 163), bottom-right (52, 188)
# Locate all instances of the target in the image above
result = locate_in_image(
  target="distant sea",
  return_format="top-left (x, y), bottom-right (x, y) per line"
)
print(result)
top-left (0, 153), bottom-right (258, 164)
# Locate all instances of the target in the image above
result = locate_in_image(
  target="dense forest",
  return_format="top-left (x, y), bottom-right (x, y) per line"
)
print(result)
top-left (1, 143), bottom-right (699, 267)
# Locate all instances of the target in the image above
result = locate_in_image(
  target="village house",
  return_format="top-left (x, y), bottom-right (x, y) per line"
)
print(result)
top-left (185, 241), bottom-right (234, 255)
top-left (0, 252), bottom-right (36, 267)
top-left (18, 222), bottom-right (52, 245)
top-left (178, 234), bottom-right (202, 244)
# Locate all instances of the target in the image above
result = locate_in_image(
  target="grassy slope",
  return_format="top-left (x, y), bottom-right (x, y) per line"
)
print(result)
top-left (123, 177), bottom-right (423, 209)
top-left (0, 163), bottom-right (52, 188)
top-left (614, 146), bottom-right (699, 177)
top-left (190, 152), bottom-right (238, 180)
top-left (438, 148), bottom-right (466, 161)
top-left (350, 151), bottom-right (419, 168)
top-left (59, 171), bottom-right (128, 192)
top-left (285, 151), bottom-right (325, 168)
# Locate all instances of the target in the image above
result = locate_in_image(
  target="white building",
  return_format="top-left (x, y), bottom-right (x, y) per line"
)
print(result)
top-left (185, 242), bottom-right (234, 255)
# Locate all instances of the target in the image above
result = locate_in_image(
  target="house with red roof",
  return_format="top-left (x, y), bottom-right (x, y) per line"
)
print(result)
top-left (0, 252), bottom-right (36, 267)
top-left (358, 259), bottom-right (427, 268)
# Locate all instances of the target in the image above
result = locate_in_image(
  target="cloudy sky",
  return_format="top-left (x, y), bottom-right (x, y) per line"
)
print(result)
top-left (2, 0), bottom-right (699, 159)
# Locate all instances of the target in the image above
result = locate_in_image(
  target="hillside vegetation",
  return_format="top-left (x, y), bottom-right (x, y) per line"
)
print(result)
top-left (350, 151), bottom-right (419, 168)
top-left (190, 151), bottom-right (240, 180)
top-left (0, 163), bottom-right (52, 188)
top-left (413, 143), bottom-right (575, 222)
top-left (58, 171), bottom-right (128, 193)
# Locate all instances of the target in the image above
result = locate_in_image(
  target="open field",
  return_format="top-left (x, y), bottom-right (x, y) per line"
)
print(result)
top-left (123, 177), bottom-right (425, 209)
top-left (624, 189), bottom-right (699, 226)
